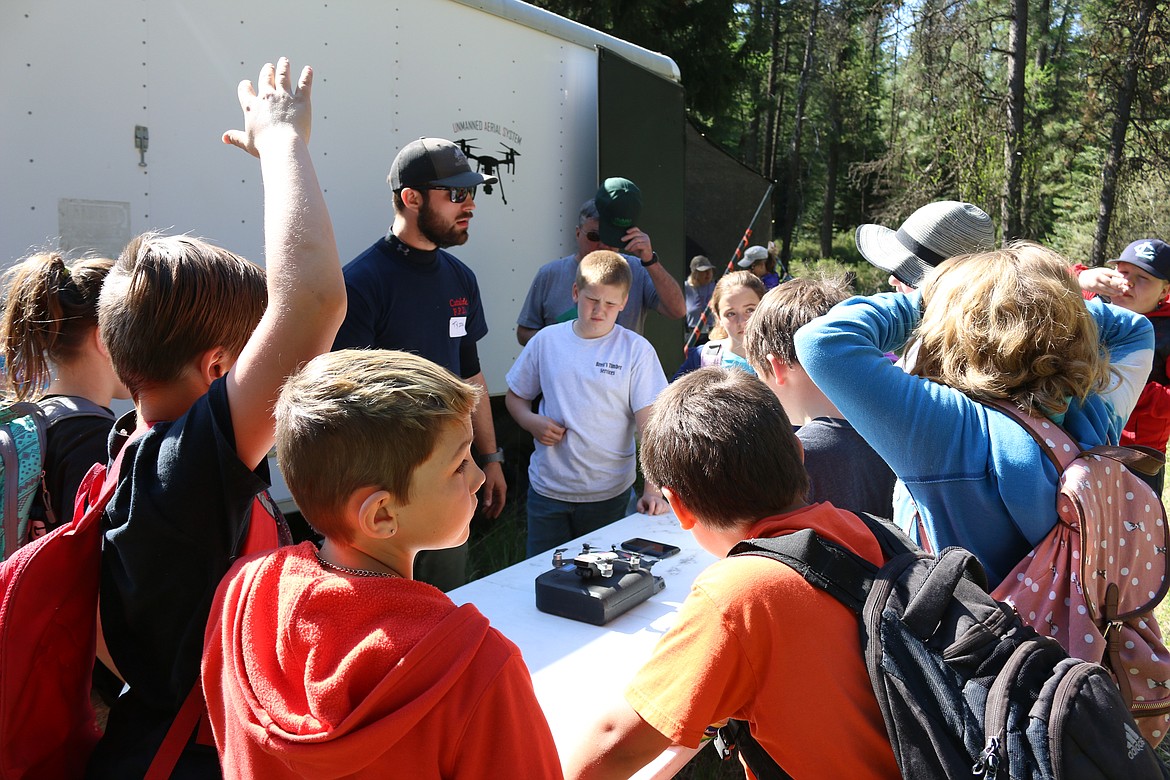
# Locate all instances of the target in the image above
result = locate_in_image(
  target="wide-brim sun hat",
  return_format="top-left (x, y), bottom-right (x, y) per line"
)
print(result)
top-left (856, 201), bottom-right (995, 288)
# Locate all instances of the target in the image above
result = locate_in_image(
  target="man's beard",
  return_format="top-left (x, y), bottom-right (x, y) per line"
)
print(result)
top-left (419, 196), bottom-right (471, 249)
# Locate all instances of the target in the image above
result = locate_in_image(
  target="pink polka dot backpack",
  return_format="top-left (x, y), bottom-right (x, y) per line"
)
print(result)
top-left (986, 400), bottom-right (1170, 747)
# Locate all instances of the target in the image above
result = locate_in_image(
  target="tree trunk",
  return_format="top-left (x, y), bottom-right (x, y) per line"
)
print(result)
top-left (1050, 0), bottom-right (1075, 68)
top-left (820, 43), bottom-right (845, 259)
top-left (769, 34), bottom-right (792, 238)
top-left (820, 118), bottom-right (841, 259)
top-left (1021, 0), bottom-right (1052, 235)
top-left (1034, 0), bottom-right (1051, 71)
top-left (780, 0), bottom-right (821, 267)
top-left (1002, 0), bottom-right (1027, 240)
top-left (1090, 0), bottom-right (1158, 265)
top-left (769, 35), bottom-right (792, 183)
top-left (746, 113), bottom-right (762, 170)
top-left (762, 3), bottom-right (783, 174)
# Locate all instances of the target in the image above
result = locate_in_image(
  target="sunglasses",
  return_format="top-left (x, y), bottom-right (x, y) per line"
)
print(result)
top-left (428, 185), bottom-right (477, 204)
top-left (582, 230), bottom-right (602, 243)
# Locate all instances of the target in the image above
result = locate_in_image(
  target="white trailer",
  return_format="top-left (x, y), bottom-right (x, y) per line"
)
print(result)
top-left (0, 0), bottom-right (686, 393)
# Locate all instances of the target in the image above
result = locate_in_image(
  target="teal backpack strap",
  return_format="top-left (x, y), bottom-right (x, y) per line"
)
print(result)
top-left (0, 402), bottom-right (49, 560)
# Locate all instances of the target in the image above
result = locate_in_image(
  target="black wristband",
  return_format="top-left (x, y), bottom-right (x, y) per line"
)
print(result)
top-left (640, 252), bottom-right (659, 268)
top-left (477, 447), bottom-right (505, 466)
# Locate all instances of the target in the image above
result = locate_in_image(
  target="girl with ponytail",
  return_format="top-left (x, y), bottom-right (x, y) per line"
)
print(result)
top-left (1, 252), bottom-right (127, 537)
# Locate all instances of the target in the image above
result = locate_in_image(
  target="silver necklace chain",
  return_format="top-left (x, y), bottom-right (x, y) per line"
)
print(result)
top-left (315, 550), bottom-right (400, 579)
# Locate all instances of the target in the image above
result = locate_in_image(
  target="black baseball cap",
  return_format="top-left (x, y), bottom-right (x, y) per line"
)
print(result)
top-left (388, 138), bottom-right (497, 191)
top-left (1110, 239), bottom-right (1170, 282)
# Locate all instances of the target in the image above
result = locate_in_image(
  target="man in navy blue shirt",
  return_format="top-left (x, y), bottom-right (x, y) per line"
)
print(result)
top-left (333, 138), bottom-right (506, 590)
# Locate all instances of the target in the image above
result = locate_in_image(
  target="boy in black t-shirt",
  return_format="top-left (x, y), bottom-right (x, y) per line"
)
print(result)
top-left (87, 58), bottom-right (345, 777)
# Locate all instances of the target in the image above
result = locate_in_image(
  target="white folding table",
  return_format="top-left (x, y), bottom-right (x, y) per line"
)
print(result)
top-left (450, 511), bottom-right (719, 778)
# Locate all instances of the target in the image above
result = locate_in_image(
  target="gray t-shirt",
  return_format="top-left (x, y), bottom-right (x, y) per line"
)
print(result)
top-left (517, 254), bottom-right (663, 334)
top-left (797, 417), bottom-right (895, 519)
top-left (506, 321), bottom-right (667, 502)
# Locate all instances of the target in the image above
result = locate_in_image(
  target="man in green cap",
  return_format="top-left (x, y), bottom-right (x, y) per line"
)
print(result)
top-left (515, 177), bottom-right (685, 346)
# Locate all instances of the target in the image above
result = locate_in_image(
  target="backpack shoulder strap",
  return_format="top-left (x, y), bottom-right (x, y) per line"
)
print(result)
top-left (982, 398), bottom-right (1073, 471)
top-left (236, 491), bottom-right (290, 558)
top-left (728, 528), bottom-right (875, 615)
top-left (1084, 444), bottom-right (1165, 477)
top-left (699, 341), bottom-right (724, 368)
top-left (721, 523), bottom-right (885, 779)
top-left (1, 402), bottom-right (49, 558)
top-left (144, 684), bottom-right (205, 780)
top-left (37, 396), bottom-right (115, 427)
top-left (144, 489), bottom-right (286, 777)
top-left (731, 518), bottom-right (990, 635)
top-left (984, 398), bottom-right (1165, 477)
top-left (81, 431), bottom-right (133, 524)
top-left (713, 719), bottom-right (794, 780)
top-left (853, 512), bottom-right (921, 559)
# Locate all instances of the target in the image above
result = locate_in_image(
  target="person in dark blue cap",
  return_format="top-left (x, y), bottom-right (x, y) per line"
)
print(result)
top-left (332, 138), bottom-right (507, 590)
top-left (1079, 238), bottom-right (1170, 490)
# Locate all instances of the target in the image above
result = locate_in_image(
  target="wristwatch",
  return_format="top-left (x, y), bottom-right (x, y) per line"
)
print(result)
top-left (640, 252), bottom-right (659, 268)
top-left (478, 447), bottom-right (505, 466)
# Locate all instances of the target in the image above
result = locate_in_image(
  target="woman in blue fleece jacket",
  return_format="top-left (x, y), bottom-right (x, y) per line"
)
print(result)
top-left (793, 242), bottom-right (1154, 585)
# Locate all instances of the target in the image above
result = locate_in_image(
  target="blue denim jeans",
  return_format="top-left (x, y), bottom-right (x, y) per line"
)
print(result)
top-left (526, 486), bottom-right (634, 557)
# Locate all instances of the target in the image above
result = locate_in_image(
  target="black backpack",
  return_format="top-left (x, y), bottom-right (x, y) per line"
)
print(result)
top-left (714, 514), bottom-right (1169, 779)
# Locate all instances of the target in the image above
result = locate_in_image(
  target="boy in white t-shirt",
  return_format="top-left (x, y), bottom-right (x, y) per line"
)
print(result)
top-left (506, 250), bottom-right (669, 555)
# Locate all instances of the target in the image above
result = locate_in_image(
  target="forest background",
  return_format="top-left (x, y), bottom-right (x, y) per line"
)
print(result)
top-left (533, 0), bottom-right (1170, 269)
top-left (477, 6), bottom-right (1170, 772)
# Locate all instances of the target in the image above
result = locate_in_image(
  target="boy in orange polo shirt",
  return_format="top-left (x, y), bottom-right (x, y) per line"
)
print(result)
top-left (564, 367), bottom-right (899, 779)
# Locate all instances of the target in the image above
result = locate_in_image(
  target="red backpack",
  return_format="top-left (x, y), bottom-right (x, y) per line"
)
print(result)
top-left (0, 441), bottom-right (283, 779)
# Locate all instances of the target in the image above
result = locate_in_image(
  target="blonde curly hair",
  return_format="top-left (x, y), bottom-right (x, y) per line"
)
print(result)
top-left (911, 241), bottom-right (1111, 416)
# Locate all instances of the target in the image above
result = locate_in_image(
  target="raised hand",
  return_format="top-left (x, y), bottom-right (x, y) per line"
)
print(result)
top-left (621, 228), bottom-right (654, 264)
top-left (223, 57), bottom-right (313, 158)
top-left (1078, 266), bottom-right (1131, 299)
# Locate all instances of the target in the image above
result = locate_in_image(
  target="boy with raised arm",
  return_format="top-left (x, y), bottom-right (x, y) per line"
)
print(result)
top-left (88, 58), bottom-right (345, 777)
top-left (203, 350), bottom-right (563, 778)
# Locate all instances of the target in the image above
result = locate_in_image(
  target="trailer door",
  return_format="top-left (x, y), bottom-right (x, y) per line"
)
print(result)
top-left (597, 47), bottom-right (686, 369)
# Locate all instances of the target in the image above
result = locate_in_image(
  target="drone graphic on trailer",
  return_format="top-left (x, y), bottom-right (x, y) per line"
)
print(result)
top-left (454, 139), bottom-right (520, 204)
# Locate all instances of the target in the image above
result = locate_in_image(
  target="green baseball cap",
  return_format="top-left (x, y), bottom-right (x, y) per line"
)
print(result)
top-left (595, 178), bottom-right (642, 249)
